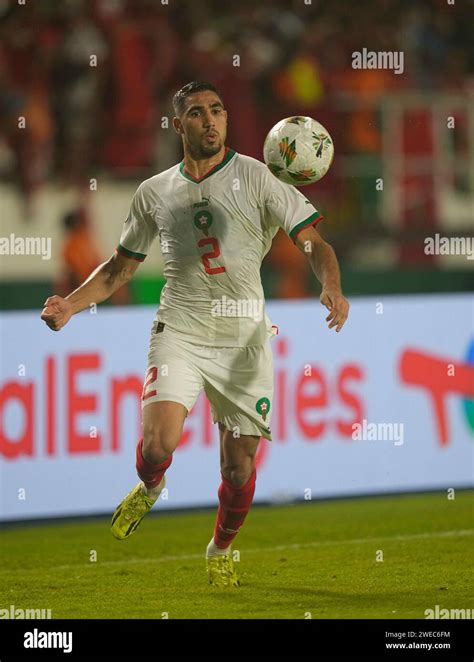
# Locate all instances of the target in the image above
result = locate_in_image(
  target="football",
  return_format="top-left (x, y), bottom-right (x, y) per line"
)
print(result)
top-left (263, 116), bottom-right (334, 186)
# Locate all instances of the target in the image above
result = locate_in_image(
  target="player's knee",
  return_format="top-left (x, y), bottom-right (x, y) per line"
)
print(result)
top-left (142, 428), bottom-right (175, 464)
top-left (222, 463), bottom-right (253, 488)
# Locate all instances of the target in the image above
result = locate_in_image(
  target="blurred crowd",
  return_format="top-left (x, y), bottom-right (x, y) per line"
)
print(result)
top-left (0, 0), bottom-right (472, 298)
top-left (1, 0), bottom-right (471, 194)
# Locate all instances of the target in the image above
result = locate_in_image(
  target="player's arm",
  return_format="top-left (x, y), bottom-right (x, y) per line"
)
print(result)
top-left (42, 182), bottom-right (158, 332)
top-left (41, 252), bottom-right (140, 331)
top-left (295, 224), bottom-right (349, 333)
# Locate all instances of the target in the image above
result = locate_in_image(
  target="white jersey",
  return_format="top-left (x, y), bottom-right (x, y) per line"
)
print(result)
top-left (118, 148), bottom-right (323, 347)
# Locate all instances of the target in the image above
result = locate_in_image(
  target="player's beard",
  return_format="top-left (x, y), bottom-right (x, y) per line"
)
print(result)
top-left (199, 141), bottom-right (222, 157)
top-left (187, 132), bottom-right (225, 159)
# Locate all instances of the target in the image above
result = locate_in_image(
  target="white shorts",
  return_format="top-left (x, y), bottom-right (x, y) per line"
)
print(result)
top-left (141, 321), bottom-right (274, 440)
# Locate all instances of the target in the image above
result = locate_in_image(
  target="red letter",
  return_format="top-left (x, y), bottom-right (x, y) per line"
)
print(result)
top-left (111, 376), bottom-right (142, 452)
top-left (0, 381), bottom-right (34, 459)
top-left (46, 356), bottom-right (56, 456)
top-left (177, 398), bottom-right (194, 451)
top-left (275, 338), bottom-right (288, 441)
top-left (336, 364), bottom-right (364, 437)
top-left (400, 349), bottom-right (474, 445)
top-left (67, 354), bottom-right (101, 454)
top-left (202, 395), bottom-right (213, 447)
top-left (295, 367), bottom-right (327, 439)
top-left (255, 437), bottom-right (269, 469)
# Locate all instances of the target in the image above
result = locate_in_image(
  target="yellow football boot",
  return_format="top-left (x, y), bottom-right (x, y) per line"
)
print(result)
top-left (111, 478), bottom-right (165, 540)
top-left (206, 554), bottom-right (240, 587)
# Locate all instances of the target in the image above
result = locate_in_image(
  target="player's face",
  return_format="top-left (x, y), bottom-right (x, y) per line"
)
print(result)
top-left (176, 91), bottom-right (228, 158)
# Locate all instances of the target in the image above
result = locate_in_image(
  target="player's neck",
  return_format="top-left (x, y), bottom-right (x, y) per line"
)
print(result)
top-left (183, 146), bottom-right (228, 180)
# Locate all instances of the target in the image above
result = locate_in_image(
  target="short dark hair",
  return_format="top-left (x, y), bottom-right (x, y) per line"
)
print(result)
top-left (172, 81), bottom-right (224, 117)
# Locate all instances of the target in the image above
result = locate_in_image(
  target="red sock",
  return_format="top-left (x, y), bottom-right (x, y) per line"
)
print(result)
top-left (213, 469), bottom-right (256, 549)
top-left (135, 438), bottom-right (172, 489)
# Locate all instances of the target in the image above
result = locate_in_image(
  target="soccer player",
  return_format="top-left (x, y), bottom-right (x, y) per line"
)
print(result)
top-left (40, 81), bottom-right (349, 587)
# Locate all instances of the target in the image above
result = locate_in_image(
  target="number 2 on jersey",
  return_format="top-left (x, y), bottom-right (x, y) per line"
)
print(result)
top-left (198, 237), bottom-right (226, 275)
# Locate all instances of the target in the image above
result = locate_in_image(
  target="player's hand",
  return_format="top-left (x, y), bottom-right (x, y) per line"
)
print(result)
top-left (320, 287), bottom-right (349, 332)
top-left (40, 295), bottom-right (73, 331)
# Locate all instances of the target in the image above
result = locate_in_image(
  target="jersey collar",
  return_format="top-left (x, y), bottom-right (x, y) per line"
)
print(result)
top-left (179, 147), bottom-right (236, 183)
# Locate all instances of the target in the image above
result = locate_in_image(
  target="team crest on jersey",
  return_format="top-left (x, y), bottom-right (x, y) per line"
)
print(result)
top-left (193, 210), bottom-right (213, 236)
top-left (255, 397), bottom-right (271, 421)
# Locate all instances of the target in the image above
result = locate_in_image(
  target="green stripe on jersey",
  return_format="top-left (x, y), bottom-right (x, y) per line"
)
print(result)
top-left (289, 212), bottom-right (321, 239)
top-left (179, 148), bottom-right (237, 183)
top-left (117, 244), bottom-right (146, 262)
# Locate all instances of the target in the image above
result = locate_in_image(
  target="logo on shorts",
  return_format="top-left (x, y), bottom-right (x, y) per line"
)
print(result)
top-left (193, 210), bottom-right (213, 236)
top-left (256, 397), bottom-right (271, 421)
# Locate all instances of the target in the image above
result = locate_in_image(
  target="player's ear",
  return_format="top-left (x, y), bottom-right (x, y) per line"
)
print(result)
top-left (172, 117), bottom-right (183, 135)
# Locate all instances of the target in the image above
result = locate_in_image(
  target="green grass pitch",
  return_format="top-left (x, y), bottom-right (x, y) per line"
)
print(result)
top-left (1, 491), bottom-right (472, 619)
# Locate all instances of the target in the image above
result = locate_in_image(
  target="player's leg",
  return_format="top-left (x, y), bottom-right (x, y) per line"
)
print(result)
top-left (206, 423), bottom-right (260, 586)
top-left (202, 341), bottom-right (274, 585)
top-left (111, 400), bottom-right (187, 540)
top-left (212, 423), bottom-right (259, 548)
top-left (138, 399), bottom-right (187, 490)
top-left (111, 323), bottom-right (204, 540)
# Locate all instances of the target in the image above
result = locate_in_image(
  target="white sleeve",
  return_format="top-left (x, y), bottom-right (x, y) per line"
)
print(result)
top-left (117, 183), bottom-right (158, 262)
top-left (259, 167), bottom-right (324, 242)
